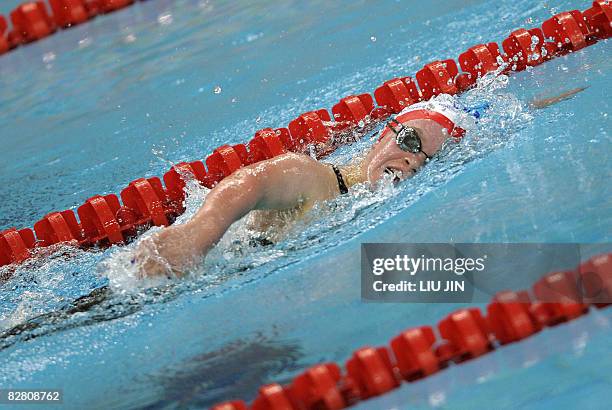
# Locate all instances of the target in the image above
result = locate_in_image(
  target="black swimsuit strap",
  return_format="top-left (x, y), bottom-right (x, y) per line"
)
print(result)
top-left (331, 165), bottom-right (349, 195)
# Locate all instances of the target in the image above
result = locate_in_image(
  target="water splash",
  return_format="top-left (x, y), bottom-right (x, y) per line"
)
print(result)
top-left (0, 245), bottom-right (106, 331)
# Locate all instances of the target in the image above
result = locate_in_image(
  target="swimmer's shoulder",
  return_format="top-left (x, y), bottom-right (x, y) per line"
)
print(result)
top-left (248, 152), bottom-right (336, 187)
top-left (266, 151), bottom-right (323, 167)
top-left (280, 152), bottom-right (340, 202)
top-left (242, 151), bottom-right (338, 211)
top-left (242, 152), bottom-right (321, 175)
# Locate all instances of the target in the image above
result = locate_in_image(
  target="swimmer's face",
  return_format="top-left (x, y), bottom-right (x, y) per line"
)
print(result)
top-left (361, 119), bottom-right (449, 187)
top-left (361, 132), bottom-right (427, 186)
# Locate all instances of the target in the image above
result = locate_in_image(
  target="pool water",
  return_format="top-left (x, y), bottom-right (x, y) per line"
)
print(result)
top-left (0, 0), bottom-right (610, 409)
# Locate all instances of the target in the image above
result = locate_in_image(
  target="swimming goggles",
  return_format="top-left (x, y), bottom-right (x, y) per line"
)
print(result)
top-left (385, 118), bottom-right (430, 159)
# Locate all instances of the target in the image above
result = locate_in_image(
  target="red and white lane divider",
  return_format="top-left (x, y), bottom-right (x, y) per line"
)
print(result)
top-left (0, 1), bottom-right (142, 54)
top-left (210, 253), bottom-right (612, 410)
top-left (1, 1), bottom-right (611, 271)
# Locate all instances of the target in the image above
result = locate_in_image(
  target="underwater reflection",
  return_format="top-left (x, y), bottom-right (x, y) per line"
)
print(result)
top-left (148, 334), bottom-right (304, 409)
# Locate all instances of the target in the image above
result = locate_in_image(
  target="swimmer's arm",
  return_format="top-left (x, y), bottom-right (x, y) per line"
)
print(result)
top-left (530, 87), bottom-right (587, 109)
top-left (138, 153), bottom-right (336, 276)
top-left (135, 169), bottom-right (266, 277)
top-left (133, 154), bottom-right (338, 276)
top-left (184, 153), bottom-right (337, 254)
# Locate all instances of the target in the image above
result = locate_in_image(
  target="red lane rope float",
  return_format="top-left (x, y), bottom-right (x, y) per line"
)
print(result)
top-left (0, 0), bottom-right (136, 54)
top-left (210, 253), bottom-right (612, 410)
top-left (9, 1), bottom-right (57, 45)
top-left (0, 2), bottom-right (610, 272)
top-left (49, 0), bottom-right (89, 29)
top-left (0, 228), bottom-right (35, 267)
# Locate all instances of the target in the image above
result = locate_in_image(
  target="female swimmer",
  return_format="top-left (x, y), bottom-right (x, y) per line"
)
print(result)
top-left (134, 88), bottom-right (585, 277)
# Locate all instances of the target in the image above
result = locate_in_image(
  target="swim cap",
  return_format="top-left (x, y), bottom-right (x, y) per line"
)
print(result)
top-left (378, 94), bottom-right (477, 140)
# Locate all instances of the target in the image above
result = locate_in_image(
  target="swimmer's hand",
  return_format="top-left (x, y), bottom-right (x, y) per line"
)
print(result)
top-left (133, 225), bottom-right (203, 278)
top-left (530, 87), bottom-right (587, 109)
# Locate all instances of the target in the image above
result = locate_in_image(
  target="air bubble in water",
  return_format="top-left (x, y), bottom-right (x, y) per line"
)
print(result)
top-left (78, 37), bottom-right (92, 48)
top-left (370, 36), bottom-right (377, 42)
top-left (158, 12), bottom-right (173, 25)
top-left (124, 33), bottom-right (136, 43)
top-left (213, 85), bottom-right (222, 94)
top-left (42, 52), bottom-right (56, 64)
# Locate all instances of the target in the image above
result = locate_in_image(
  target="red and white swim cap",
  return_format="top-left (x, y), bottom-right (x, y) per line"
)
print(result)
top-left (379, 94), bottom-right (476, 140)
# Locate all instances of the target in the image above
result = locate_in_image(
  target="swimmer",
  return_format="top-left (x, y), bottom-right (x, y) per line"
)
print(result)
top-left (134, 87), bottom-right (586, 277)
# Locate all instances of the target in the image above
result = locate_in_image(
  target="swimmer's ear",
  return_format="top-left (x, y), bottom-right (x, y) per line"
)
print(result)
top-left (530, 86), bottom-right (588, 109)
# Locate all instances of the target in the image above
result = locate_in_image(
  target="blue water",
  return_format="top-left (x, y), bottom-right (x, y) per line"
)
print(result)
top-left (0, 0), bottom-right (610, 409)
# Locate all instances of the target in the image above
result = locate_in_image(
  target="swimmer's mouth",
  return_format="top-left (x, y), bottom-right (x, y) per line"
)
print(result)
top-left (384, 166), bottom-right (417, 184)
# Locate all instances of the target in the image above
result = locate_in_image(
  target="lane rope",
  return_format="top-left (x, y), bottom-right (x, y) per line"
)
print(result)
top-left (210, 252), bottom-right (611, 410)
top-left (1, 0), bottom-right (137, 55)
